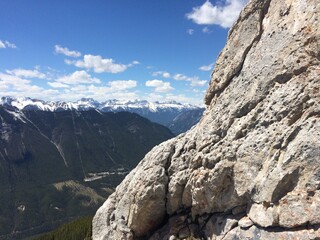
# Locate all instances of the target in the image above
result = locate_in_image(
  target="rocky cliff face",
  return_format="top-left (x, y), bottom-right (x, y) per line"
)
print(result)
top-left (93, 0), bottom-right (320, 239)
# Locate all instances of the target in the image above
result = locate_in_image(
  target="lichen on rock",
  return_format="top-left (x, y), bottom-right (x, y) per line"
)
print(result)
top-left (93, 0), bottom-right (320, 239)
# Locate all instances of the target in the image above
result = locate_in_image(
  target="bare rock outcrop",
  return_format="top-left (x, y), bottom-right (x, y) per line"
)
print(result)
top-left (93, 0), bottom-right (320, 239)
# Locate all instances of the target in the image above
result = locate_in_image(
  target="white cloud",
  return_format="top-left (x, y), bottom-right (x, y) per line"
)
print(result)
top-left (57, 84), bottom-right (139, 102)
top-left (54, 45), bottom-right (81, 57)
top-left (69, 85), bottom-right (88, 92)
top-left (48, 82), bottom-right (69, 88)
top-left (199, 62), bottom-right (214, 71)
top-left (107, 80), bottom-right (137, 90)
top-left (152, 71), bottom-right (171, 78)
top-left (147, 93), bottom-right (203, 106)
top-left (152, 71), bottom-right (161, 76)
top-left (173, 73), bottom-right (188, 81)
top-left (162, 72), bottom-right (171, 78)
top-left (187, 29), bottom-right (195, 35)
top-left (5, 41), bottom-right (17, 49)
top-left (202, 26), bottom-right (211, 33)
top-left (0, 82), bottom-right (8, 91)
top-left (128, 60), bottom-right (140, 67)
top-left (0, 88), bottom-right (59, 100)
top-left (190, 78), bottom-right (207, 87)
top-left (0, 41), bottom-right (6, 48)
top-left (56, 70), bottom-right (101, 85)
top-left (0, 72), bottom-right (61, 100)
top-left (145, 80), bottom-right (174, 93)
top-left (0, 70), bottom-right (141, 102)
top-left (6, 68), bottom-right (47, 79)
top-left (66, 54), bottom-right (137, 73)
top-left (0, 40), bottom-right (17, 49)
top-left (186, 0), bottom-right (247, 28)
top-left (151, 71), bottom-right (208, 87)
top-left (173, 73), bottom-right (207, 87)
top-left (0, 72), bottom-right (31, 88)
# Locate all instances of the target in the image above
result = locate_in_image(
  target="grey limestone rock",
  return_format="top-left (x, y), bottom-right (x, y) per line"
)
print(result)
top-left (93, 0), bottom-right (320, 239)
top-left (238, 216), bottom-right (254, 229)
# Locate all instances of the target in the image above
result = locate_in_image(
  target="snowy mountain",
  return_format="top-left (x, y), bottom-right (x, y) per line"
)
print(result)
top-left (0, 96), bottom-right (198, 112)
top-left (0, 96), bottom-right (101, 112)
top-left (0, 96), bottom-right (203, 127)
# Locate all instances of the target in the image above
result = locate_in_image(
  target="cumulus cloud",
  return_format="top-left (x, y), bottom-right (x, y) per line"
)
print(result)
top-left (54, 45), bottom-right (81, 57)
top-left (56, 70), bottom-right (101, 85)
top-left (199, 62), bottom-right (214, 71)
top-left (0, 70), bottom-right (140, 102)
top-left (0, 72), bottom-right (30, 89)
top-left (66, 54), bottom-right (138, 73)
top-left (107, 80), bottom-right (137, 90)
top-left (186, 0), bottom-right (247, 28)
top-left (145, 80), bottom-right (174, 93)
top-left (0, 40), bottom-right (17, 49)
top-left (6, 68), bottom-right (47, 79)
top-left (0, 72), bottom-right (61, 100)
top-left (0, 89), bottom-right (59, 100)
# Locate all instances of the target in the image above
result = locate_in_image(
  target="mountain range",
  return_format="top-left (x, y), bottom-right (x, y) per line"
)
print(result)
top-left (0, 97), bottom-right (204, 134)
top-left (0, 105), bottom-right (174, 239)
top-left (0, 97), bottom-right (203, 238)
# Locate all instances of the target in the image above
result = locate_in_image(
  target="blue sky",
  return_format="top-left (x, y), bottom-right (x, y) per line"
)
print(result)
top-left (0, 0), bottom-right (247, 105)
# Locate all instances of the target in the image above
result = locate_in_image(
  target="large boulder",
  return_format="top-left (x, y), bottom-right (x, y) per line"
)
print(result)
top-left (93, 0), bottom-right (320, 239)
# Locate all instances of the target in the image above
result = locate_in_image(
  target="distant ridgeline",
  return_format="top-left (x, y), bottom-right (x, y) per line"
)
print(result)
top-left (0, 104), bottom-right (174, 239)
top-left (1, 97), bottom-right (205, 135)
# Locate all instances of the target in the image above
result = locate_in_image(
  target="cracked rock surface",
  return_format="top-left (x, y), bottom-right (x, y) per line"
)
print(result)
top-left (93, 0), bottom-right (320, 239)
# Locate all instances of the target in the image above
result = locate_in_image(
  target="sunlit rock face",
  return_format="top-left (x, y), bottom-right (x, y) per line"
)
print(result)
top-left (93, 0), bottom-right (320, 239)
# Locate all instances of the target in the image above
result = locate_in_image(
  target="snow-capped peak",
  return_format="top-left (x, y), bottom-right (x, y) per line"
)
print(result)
top-left (0, 96), bottom-right (201, 113)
